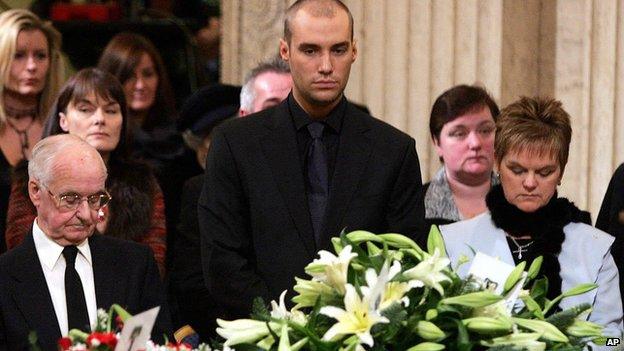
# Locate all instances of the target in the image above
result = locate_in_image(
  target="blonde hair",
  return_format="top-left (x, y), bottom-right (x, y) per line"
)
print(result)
top-left (0, 9), bottom-right (65, 128)
top-left (495, 96), bottom-right (572, 172)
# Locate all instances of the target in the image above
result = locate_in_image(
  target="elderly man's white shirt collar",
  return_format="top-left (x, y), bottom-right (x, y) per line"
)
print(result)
top-left (32, 218), bottom-right (93, 270)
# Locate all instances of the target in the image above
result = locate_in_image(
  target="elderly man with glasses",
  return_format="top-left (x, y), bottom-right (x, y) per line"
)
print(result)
top-left (0, 134), bottom-right (171, 350)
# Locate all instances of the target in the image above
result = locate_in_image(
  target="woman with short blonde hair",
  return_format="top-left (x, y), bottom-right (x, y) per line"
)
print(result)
top-left (440, 97), bottom-right (623, 343)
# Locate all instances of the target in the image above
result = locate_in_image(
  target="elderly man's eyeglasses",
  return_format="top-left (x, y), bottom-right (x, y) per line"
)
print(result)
top-left (44, 185), bottom-right (112, 212)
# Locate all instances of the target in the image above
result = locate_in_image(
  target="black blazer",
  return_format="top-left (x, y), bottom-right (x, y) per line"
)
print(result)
top-left (0, 232), bottom-right (172, 350)
top-left (198, 99), bottom-right (426, 319)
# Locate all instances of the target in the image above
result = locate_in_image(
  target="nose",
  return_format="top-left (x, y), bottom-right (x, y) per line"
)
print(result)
top-left (523, 172), bottom-right (538, 191)
top-left (319, 52), bottom-right (333, 75)
top-left (467, 131), bottom-right (482, 150)
top-left (74, 199), bottom-right (92, 222)
top-left (134, 77), bottom-right (145, 89)
top-left (93, 108), bottom-right (105, 124)
top-left (26, 55), bottom-right (37, 71)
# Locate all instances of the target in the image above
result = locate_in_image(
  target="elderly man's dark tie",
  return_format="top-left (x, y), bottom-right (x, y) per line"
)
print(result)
top-left (63, 245), bottom-right (90, 331)
top-left (307, 122), bottom-right (328, 246)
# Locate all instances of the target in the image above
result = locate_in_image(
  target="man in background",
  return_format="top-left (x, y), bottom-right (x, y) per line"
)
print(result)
top-left (239, 57), bottom-right (292, 117)
top-left (171, 58), bottom-right (293, 341)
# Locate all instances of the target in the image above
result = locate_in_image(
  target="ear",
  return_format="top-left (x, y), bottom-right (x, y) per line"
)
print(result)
top-left (59, 112), bottom-right (69, 132)
top-left (351, 39), bottom-right (358, 62)
top-left (28, 180), bottom-right (42, 208)
top-left (433, 137), bottom-right (444, 157)
top-left (279, 38), bottom-right (290, 61)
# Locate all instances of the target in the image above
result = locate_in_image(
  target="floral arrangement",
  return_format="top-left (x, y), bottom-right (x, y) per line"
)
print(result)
top-left (215, 228), bottom-right (606, 351)
top-left (52, 304), bottom-right (213, 351)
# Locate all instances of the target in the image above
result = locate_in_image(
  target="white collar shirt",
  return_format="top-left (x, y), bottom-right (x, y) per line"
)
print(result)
top-left (32, 219), bottom-right (98, 336)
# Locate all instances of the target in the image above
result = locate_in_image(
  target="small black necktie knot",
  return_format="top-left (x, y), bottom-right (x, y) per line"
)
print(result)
top-left (63, 245), bottom-right (90, 331)
top-left (308, 122), bottom-right (324, 140)
top-left (307, 122), bottom-right (328, 247)
top-left (62, 245), bottom-right (78, 266)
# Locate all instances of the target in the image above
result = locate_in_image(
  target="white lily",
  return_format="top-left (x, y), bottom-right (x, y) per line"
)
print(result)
top-left (305, 245), bottom-right (357, 294)
top-left (403, 248), bottom-right (451, 295)
top-left (362, 261), bottom-right (409, 310)
top-left (216, 318), bottom-right (279, 347)
top-left (292, 277), bottom-right (335, 308)
top-left (320, 284), bottom-right (389, 347)
top-left (270, 290), bottom-right (308, 325)
top-left (270, 290), bottom-right (290, 319)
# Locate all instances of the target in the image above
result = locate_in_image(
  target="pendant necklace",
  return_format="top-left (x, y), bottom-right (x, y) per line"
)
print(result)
top-left (5, 116), bottom-right (35, 160)
top-left (505, 233), bottom-right (534, 259)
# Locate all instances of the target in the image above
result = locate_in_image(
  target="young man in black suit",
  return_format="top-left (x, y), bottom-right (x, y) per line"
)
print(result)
top-left (199, 0), bottom-right (426, 320)
top-left (0, 135), bottom-right (171, 350)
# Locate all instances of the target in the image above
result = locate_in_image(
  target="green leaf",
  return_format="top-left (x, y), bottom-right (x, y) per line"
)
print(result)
top-left (427, 225), bottom-right (447, 257)
top-left (440, 291), bottom-right (503, 307)
top-left (520, 295), bottom-right (545, 319)
top-left (545, 303), bottom-right (591, 330)
top-left (250, 297), bottom-right (271, 321)
top-left (503, 261), bottom-right (526, 293)
top-left (28, 331), bottom-right (42, 351)
top-left (529, 277), bottom-right (548, 304)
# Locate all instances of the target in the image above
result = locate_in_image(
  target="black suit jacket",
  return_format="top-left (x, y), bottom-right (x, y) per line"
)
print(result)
top-left (170, 174), bottom-right (223, 340)
top-left (198, 99), bottom-right (426, 319)
top-left (0, 232), bottom-right (172, 350)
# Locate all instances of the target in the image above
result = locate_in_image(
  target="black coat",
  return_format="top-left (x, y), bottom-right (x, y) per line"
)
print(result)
top-left (169, 175), bottom-right (223, 340)
top-left (595, 162), bottom-right (624, 309)
top-left (0, 232), bottom-right (172, 350)
top-left (198, 99), bottom-right (426, 319)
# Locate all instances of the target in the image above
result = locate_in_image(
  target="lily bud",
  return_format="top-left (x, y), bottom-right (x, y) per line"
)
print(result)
top-left (416, 321), bottom-right (446, 340)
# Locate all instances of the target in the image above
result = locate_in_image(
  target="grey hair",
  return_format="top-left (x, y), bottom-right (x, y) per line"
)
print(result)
top-left (240, 56), bottom-right (290, 113)
top-left (28, 134), bottom-right (107, 186)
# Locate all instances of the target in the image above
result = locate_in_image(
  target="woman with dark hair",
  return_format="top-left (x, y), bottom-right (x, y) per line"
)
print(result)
top-left (5, 68), bottom-right (167, 276)
top-left (98, 33), bottom-right (202, 264)
top-left (440, 97), bottom-right (622, 343)
top-left (0, 9), bottom-right (65, 252)
top-left (424, 84), bottom-right (500, 226)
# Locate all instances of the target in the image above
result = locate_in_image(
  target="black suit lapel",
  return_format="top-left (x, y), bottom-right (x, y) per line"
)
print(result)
top-left (260, 104), bottom-right (316, 255)
top-left (89, 235), bottom-right (117, 310)
top-left (323, 106), bottom-right (372, 246)
top-left (9, 233), bottom-right (62, 343)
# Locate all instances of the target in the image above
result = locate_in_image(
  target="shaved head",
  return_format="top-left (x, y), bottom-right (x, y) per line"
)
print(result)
top-left (283, 0), bottom-right (354, 43)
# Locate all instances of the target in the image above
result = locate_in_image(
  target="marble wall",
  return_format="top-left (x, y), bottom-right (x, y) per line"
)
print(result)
top-left (221, 0), bottom-right (624, 217)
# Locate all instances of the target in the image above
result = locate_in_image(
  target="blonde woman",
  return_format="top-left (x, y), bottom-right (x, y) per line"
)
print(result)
top-left (0, 9), bottom-right (64, 251)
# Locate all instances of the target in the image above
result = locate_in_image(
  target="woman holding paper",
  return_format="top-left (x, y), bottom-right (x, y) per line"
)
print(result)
top-left (439, 96), bottom-right (622, 339)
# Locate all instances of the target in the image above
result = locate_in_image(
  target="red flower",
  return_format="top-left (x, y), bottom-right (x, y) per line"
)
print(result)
top-left (86, 332), bottom-right (118, 349)
top-left (57, 337), bottom-right (72, 350)
top-left (164, 341), bottom-right (192, 350)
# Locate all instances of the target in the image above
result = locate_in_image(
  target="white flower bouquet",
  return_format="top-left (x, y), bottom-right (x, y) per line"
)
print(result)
top-left (216, 227), bottom-right (606, 350)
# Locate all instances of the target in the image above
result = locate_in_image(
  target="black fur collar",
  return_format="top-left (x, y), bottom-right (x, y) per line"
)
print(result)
top-left (485, 184), bottom-right (588, 299)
